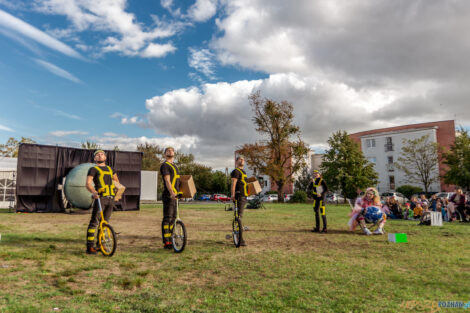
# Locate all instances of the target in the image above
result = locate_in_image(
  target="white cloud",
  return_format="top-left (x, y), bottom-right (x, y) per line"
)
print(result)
top-left (121, 116), bottom-right (140, 125)
top-left (91, 134), bottom-right (199, 152)
top-left (140, 43), bottom-right (176, 58)
top-left (0, 124), bottom-right (14, 132)
top-left (142, 73), bottom-right (458, 168)
top-left (0, 9), bottom-right (83, 59)
top-left (103, 132), bottom-right (120, 137)
top-left (188, 48), bottom-right (216, 79)
top-left (35, 104), bottom-right (82, 120)
top-left (110, 112), bottom-right (124, 119)
top-left (33, 0), bottom-right (182, 58)
top-left (213, 0), bottom-right (470, 85)
top-left (50, 130), bottom-right (88, 137)
top-left (187, 0), bottom-right (217, 22)
top-left (160, 0), bottom-right (182, 18)
top-left (34, 58), bottom-right (82, 83)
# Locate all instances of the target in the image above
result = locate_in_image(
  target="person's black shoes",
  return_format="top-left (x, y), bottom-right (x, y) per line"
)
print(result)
top-left (321, 228), bottom-right (327, 233)
top-left (164, 241), bottom-right (172, 249)
top-left (311, 228), bottom-right (320, 233)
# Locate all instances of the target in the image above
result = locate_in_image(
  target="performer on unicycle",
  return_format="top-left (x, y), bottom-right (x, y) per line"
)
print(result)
top-left (85, 150), bottom-right (120, 254)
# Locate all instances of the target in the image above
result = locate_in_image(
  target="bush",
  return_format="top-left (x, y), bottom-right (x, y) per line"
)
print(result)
top-left (291, 190), bottom-right (307, 203)
top-left (396, 185), bottom-right (423, 199)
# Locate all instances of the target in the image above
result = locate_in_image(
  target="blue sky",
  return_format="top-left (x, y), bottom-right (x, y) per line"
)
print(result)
top-left (0, 1), bottom-right (468, 168)
top-left (0, 0), bottom-right (266, 155)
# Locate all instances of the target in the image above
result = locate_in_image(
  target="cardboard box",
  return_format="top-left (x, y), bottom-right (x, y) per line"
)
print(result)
top-left (246, 176), bottom-right (257, 183)
top-left (180, 175), bottom-right (197, 198)
top-left (114, 182), bottom-right (126, 202)
top-left (247, 180), bottom-right (262, 196)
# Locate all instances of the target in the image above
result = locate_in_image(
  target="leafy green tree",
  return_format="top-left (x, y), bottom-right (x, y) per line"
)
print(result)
top-left (291, 190), bottom-right (307, 203)
top-left (210, 171), bottom-right (229, 194)
top-left (395, 134), bottom-right (440, 193)
top-left (238, 91), bottom-right (310, 202)
top-left (0, 137), bottom-right (36, 157)
top-left (396, 185), bottom-right (423, 199)
top-left (294, 166), bottom-right (312, 192)
top-left (137, 143), bottom-right (164, 171)
top-left (443, 127), bottom-right (470, 190)
top-left (321, 130), bottom-right (378, 200)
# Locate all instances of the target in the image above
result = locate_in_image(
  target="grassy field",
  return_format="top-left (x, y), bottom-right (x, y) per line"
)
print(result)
top-left (0, 203), bottom-right (469, 313)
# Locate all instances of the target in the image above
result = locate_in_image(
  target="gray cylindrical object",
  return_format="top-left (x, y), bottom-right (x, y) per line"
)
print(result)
top-left (64, 163), bottom-right (96, 209)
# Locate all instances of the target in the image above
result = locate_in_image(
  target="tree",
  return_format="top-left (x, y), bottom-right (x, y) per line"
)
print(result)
top-left (0, 137), bottom-right (36, 157)
top-left (81, 141), bottom-right (101, 150)
top-left (321, 130), bottom-right (378, 200)
top-left (137, 143), bottom-right (164, 171)
top-left (395, 134), bottom-right (440, 193)
top-left (238, 91), bottom-right (310, 202)
top-left (443, 127), bottom-right (470, 191)
top-left (396, 185), bottom-right (423, 199)
top-left (294, 166), bottom-right (312, 192)
top-left (210, 171), bottom-right (229, 194)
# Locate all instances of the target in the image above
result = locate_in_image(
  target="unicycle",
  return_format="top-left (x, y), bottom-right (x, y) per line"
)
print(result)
top-left (96, 198), bottom-right (117, 257)
top-left (171, 198), bottom-right (187, 253)
top-left (231, 201), bottom-right (243, 248)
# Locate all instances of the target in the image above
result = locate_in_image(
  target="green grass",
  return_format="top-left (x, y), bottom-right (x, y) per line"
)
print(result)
top-left (0, 203), bottom-right (469, 312)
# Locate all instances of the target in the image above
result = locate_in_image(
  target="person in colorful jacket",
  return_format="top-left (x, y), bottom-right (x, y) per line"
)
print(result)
top-left (348, 187), bottom-right (386, 235)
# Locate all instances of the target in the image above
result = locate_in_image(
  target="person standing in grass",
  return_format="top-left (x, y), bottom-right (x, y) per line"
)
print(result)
top-left (231, 156), bottom-right (248, 246)
top-left (160, 147), bottom-right (183, 249)
top-left (450, 188), bottom-right (468, 222)
top-left (307, 170), bottom-right (328, 233)
top-left (85, 149), bottom-right (120, 255)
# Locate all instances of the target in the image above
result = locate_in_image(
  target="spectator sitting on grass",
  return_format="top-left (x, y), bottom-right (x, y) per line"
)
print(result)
top-left (414, 202), bottom-right (423, 219)
top-left (408, 196), bottom-right (418, 219)
top-left (419, 203), bottom-right (432, 225)
top-left (443, 198), bottom-right (457, 222)
top-left (429, 194), bottom-right (438, 212)
top-left (382, 197), bottom-right (391, 215)
top-left (419, 194), bottom-right (429, 207)
top-left (389, 197), bottom-right (403, 219)
top-left (436, 200), bottom-right (448, 222)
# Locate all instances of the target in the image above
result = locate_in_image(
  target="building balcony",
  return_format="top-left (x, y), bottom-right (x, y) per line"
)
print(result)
top-left (384, 143), bottom-right (394, 152)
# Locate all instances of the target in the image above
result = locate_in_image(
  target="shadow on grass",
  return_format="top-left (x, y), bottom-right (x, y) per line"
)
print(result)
top-left (1, 234), bottom-right (83, 246)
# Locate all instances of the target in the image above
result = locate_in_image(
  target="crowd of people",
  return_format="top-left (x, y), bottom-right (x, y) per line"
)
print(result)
top-left (382, 189), bottom-right (470, 225)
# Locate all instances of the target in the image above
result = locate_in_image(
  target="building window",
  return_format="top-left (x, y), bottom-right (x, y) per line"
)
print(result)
top-left (366, 139), bottom-right (376, 148)
top-left (387, 156), bottom-right (394, 171)
top-left (385, 137), bottom-right (394, 152)
top-left (389, 175), bottom-right (395, 190)
top-left (368, 157), bottom-right (376, 164)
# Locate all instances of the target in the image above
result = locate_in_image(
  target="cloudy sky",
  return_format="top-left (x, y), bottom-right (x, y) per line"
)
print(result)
top-left (0, 0), bottom-right (469, 168)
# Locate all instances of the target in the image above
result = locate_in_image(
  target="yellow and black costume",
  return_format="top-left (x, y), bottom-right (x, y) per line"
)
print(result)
top-left (160, 161), bottom-right (182, 247)
top-left (231, 167), bottom-right (248, 245)
top-left (307, 174), bottom-right (328, 232)
top-left (86, 165), bottom-right (116, 250)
